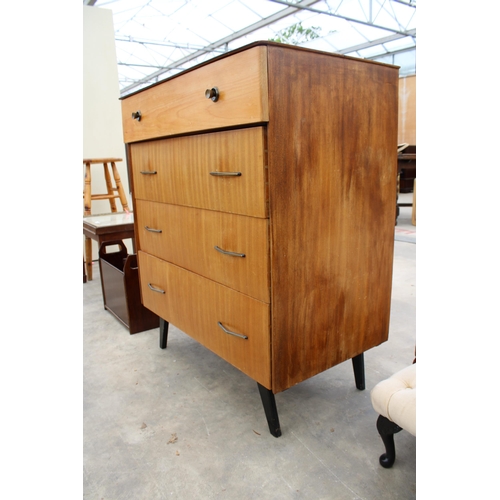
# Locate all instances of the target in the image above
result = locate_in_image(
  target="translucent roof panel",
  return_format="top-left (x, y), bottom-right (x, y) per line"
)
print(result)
top-left (87, 0), bottom-right (416, 96)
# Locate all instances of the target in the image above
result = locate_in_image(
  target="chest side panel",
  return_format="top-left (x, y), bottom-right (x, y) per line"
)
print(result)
top-left (266, 47), bottom-right (399, 392)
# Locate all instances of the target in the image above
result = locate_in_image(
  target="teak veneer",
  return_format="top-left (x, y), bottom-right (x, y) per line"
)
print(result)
top-left (121, 41), bottom-right (399, 437)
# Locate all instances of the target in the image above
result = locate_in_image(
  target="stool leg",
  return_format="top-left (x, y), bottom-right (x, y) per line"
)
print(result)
top-left (111, 161), bottom-right (130, 212)
top-left (84, 162), bottom-right (92, 281)
top-left (84, 162), bottom-right (92, 215)
top-left (103, 162), bottom-right (118, 212)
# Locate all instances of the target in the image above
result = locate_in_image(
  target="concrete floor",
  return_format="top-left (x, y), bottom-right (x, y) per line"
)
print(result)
top-left (83, 195), bottom-right (416, 499)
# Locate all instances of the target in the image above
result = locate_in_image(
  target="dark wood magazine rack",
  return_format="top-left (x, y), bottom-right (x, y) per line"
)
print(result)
top-left (99, 240), bottom-right (159, 334)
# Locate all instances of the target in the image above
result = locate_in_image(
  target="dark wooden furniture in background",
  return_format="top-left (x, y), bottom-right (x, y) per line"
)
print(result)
top-left (396, 144), bottom-right (416, 225)
top-left (121, 41), bottom-right (399, 436)
top-left (397, 144), bottom-right (416, 193)
top-left (99, 240), bottom-right (159, 334)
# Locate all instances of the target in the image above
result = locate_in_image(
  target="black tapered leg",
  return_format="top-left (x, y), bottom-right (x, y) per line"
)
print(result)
top-left (352, 353), bottom-right (365, 390)
top-left (257, 383), bottom-right (282, 438)
top-left (159, 318), bottom-right (169, 349)
top-left (376, 414), bottom-right (403, 468)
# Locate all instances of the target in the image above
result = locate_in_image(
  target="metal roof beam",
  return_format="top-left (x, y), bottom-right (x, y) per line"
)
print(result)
top-left (119, 0), bottom-right (322, 95)
top-left (337, 28), bottom-right (416, 54)
top-left (392, 0), bottom-right (416, 8)
top-left (115, 36), bottom-right (228, 54)
top-left (268, 0), bottom-right (412, 36)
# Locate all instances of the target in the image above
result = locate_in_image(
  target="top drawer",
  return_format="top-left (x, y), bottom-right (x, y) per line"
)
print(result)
top-left (121, 46), bottom-right (269, 143)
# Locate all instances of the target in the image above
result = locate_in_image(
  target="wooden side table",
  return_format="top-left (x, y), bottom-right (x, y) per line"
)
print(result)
top-left (83, 212), bottom-right (135, 281)
top-left (83, 158), bottom-right (131, 281)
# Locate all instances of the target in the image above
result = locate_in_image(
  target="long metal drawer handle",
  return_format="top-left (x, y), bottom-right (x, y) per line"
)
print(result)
top-left (140, 170), bottom-right (157, 175)
top-left (209, 171), bottom-right (241, 177)
top-left (217, 322), bottom-right (248, 340)
top-left (148, 283), bottom-right (165, 294)
top-left (214, 246), bottom-right (245, 258)
top-left (145, 226), bottom-right (162, 233)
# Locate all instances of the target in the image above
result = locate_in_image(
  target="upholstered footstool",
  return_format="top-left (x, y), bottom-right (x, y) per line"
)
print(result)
top-left (370, 363), bottom-right (416, 468)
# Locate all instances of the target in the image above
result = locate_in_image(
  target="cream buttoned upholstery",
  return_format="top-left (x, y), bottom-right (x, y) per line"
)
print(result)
top-left (370, 363), bottom-right (416, 467)
top-left (371, 364), bottom-right (416, 435)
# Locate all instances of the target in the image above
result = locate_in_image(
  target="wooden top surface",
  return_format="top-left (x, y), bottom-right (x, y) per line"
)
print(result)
top-left (83, 158), bottom-right (123, 164)
top-left (120, 40), bottom-right (399, 99)
top-left (83, 212), bottom-right (134, 233)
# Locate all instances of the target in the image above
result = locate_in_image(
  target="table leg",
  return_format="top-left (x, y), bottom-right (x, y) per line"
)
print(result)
top-left (159, 318), bottom-right (169, 349)
top-left (257, 383), bottom-right (282, 437)
top-left (352, 353), bottom-right (365, 390)
top-left (85, 236), bottom-right (93, 281)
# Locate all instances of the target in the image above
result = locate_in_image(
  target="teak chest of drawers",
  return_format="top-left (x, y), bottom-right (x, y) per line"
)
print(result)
top-left (121, 42), bottom-right (399, 437)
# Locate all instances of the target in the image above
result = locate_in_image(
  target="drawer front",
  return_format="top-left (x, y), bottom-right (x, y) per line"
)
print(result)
top-left (138, 252), bottom-right (271, 388)
top-left (130, 127), bottom-right (268, 218)
top-left (122, 46), bottom-right (268, 143)
top-left (136, 200), bottom-right (270, 303)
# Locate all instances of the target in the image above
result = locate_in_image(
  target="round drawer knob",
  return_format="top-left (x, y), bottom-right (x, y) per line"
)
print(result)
top-left (205, 87), bottom-right (219, 102)
top-left (131, 111), bottom-right (142, 121)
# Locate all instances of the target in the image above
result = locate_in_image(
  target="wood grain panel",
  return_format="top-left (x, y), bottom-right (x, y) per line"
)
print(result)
top-left (130, 127), bottom-right (268, 218)
top-left (266, 46), bottom-right (399, 392)
top-left (122, 46), bottom-right (268, 142)
top-left (135, 200), bottom-right (270, 302)
top-left (138, 252), bottom-right (271, 388)
top-left (398, 75), bottom-right (416, 145)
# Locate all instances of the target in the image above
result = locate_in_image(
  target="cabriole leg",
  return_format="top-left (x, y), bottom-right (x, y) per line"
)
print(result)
top-left (376, 414), bottom-right (403, 468)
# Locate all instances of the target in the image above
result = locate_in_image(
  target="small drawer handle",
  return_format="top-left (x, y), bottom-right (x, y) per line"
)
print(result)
top-left (209, 171), bottom-right (241, 177)
top-left (132, 111), bottom-right (142, 121)
top-left (145, 226), bottom-right (162, 233)
top-left (214, 246), bottom-right (245, 258)
top-left (148, 283), bottom-right (165, 294)
top-left (218, 321), bottom-right (248, 340)
top-left (205, 87), bottom-right (219, 102)
top-left (140, 170), bottom-right (157, 175)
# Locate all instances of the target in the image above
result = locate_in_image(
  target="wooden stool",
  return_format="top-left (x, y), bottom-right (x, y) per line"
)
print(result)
top-left (83, 158), bottom-right (130, 281)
